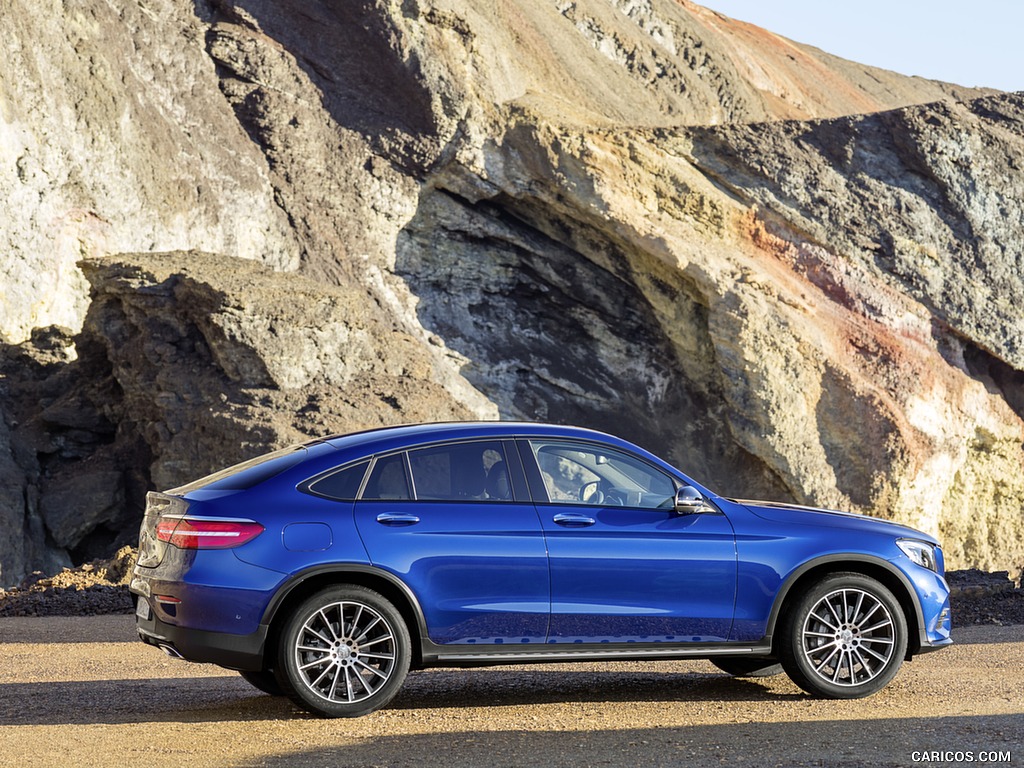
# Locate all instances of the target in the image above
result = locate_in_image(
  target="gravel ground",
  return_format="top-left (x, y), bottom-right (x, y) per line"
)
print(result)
top-left (0, 616), bottom-right (1020, 768)
top-left (1, 554), bottom-right (1021, 767)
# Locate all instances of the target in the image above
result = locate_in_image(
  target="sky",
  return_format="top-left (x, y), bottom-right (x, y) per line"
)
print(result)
top-left (699, 1), bottom-right (1024, 93)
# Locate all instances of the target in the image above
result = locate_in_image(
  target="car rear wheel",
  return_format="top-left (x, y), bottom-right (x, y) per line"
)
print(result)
top-left (239, 669), bottom-right (285, 696)
top-left (711, 657), bottom-right (783, 677)
top-left (779, 572), bottom-right (907, 699)
top-left (276, 585), bottom-right (411, 717)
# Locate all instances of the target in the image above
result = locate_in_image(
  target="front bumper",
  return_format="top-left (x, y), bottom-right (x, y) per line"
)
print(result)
top-left (915, 598), bottom-right (953, 653)
top-left (900, 561), bottom-right (952, 655)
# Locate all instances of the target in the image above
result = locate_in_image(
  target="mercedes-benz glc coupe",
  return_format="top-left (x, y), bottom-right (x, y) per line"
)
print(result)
top-left (131, 422), bottom-right (951, 717)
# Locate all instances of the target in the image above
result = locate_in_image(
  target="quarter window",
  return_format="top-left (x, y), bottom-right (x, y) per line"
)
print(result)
top-left (529, 440), bottom-right (676, 509)
top-left (307, 460), bottom-right (369, 501)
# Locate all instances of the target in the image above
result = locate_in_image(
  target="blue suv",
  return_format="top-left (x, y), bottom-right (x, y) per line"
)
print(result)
top-left (131, 422), bottom-right (952, 717)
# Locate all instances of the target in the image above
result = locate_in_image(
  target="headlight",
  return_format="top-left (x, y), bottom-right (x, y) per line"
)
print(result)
top-left (897, 539), bottom-right (938, 572)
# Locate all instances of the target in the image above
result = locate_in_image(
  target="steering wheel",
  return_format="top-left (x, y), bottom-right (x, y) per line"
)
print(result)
top-left (604, 489), bottom-right (627, 507)
top-left (578, 480), bottom-right (604, 505)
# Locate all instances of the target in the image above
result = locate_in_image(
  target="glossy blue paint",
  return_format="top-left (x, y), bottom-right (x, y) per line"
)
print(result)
top-left (227, 491), bottom-right (372, 575)
top-left (130, 420), bottom-right (952, 687)
top-left (898, 555), bottom-right (953, 645)
top-left (283, 523), bottom-right (333, 551)
top-left (721, 496), bottom-right (949, 643)
top-left (540, 504), bottom-right (737, 642)
top-left (138, 548), bottom-right (285, 635)
top-left (354, 499), bottom-right (550, 644)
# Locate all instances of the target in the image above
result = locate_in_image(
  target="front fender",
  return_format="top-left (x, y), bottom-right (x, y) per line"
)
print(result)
top-left (761, 554), bottom-right (930, 654)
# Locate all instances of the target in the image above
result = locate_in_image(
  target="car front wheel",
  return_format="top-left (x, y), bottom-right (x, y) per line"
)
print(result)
top-left (276, 585), bottom-right (411, 717)
top-left (779, 572), bottom-right (907, 699)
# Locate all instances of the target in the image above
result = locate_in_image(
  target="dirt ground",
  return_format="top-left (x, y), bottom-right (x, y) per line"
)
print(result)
top-left (0, 616), bottom-right (1020, 768)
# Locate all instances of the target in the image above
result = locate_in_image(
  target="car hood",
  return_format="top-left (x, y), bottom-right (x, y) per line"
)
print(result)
top-left (730, 498), bottom-right (939, 545)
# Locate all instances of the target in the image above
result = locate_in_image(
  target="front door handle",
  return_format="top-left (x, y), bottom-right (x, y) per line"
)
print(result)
top-left (553, 512), bottom-right (596, 527)
top-left (376, 512), bottom-right (420, 526)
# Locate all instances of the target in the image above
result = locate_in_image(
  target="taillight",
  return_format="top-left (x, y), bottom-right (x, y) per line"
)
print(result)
top-left (155, 516), bottom-right (264, 549)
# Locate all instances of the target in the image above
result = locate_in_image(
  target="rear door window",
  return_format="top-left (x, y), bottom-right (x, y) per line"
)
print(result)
top-left (362, 454), bottom-right (412, 500)
top-left (408, 441), bottom-right (512, 501)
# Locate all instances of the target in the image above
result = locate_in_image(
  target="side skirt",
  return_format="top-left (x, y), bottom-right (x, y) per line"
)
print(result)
top-left (419, 641), bottom-right (774, 668)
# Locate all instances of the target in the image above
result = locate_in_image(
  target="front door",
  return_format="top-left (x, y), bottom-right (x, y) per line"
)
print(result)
top-left (524, 439), bottom-right (737, 643)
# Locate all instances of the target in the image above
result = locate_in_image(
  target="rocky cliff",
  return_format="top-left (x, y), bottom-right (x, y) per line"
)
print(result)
top-left (1, 0), bottom-right (1020, 583)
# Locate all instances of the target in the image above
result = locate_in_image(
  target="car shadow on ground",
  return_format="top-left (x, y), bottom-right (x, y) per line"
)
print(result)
top-left (0, 615), bottom-right (137, 644)
top-left (949, 624), bottom-right (1024, 645)
top-left (253, 714), bottom-right (1023, 768)
top-left (0, 668), bottom-right (798, 726)
top-left (0, 677), bottom-right (295, 726)
top-left (390, 667), bottom-right (802, 710)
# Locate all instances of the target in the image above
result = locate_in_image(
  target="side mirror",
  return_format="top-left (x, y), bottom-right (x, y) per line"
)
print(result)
top-left (674, 485), bottom-right (708, 515)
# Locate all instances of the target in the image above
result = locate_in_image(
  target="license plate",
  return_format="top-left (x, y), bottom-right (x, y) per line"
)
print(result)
top-left (135, 598), bottom-right (152, 621)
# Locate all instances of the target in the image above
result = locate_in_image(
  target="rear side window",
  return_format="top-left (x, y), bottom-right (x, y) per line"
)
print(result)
top-left (408, 441), bottom-right (511, 501)
top-left (362, 454), bottom-right (412, 500)
top-left (307, 460), bottom-right (369, 501)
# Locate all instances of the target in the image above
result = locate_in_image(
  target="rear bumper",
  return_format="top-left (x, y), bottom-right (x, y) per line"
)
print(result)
top-left (135, 602), bottom-right (268, 671)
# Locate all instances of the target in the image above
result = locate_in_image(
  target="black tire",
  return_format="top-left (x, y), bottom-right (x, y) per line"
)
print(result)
top-left (275, 585), bottom-right (411, 717)
top-left (711, 657), bottom-right (784, 678)
top-left (239, 669), bottom-right (285, 696)
top-left (779, 572), bottom-right (907, 699)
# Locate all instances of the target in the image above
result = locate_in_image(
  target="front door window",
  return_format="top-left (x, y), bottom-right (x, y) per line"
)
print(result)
top-left (530, 440), bottom-right (676, 509)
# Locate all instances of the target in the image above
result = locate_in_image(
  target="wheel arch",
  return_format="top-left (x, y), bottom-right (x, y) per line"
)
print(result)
top-left (764, 555), bottom-right (925, 659)
top-left (260, 565), bottom-right (429, 669)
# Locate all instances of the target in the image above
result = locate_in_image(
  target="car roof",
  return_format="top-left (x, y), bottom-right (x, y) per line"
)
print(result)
top-left (321, 421), bottom-right (626, 454)
top-left (313, 421), bottom-right (701, 487)
top-left (225, 421), bottom-right (704, 499)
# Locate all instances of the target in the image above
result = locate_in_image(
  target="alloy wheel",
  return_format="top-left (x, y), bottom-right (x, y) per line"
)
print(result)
top-left (293, 600), bottom-right (398, 703)
top-left (801, 587), bottom-right (896, 687)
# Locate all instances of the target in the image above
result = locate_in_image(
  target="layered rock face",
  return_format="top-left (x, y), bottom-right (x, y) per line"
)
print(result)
top-left (0, 253), bottom-right (488, 579)
top-left (407, 96), bottom-right (1024, 571)
top-left (0, 0), bottom-right (301, 344)
top-left (1, 0), bottom-right (1021, 582)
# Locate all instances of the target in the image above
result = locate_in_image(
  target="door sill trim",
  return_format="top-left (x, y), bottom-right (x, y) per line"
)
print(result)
top-left (424, 642), bottom-right (773, 666)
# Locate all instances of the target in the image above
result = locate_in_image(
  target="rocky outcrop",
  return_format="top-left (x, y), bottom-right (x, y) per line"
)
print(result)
top-left (0, 252), bottom-right (487, 580)
top-left (0, 0), bottom-right (1021, 582)
top-left (1, 0), bottom-right (989, 346)
top-left (0, 0), bottom-right (302, 345)
top-left (395, 94), bottom-right (1024, 572)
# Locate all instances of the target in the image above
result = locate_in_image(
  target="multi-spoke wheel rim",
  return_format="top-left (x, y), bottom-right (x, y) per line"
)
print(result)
top-left (293, 601), bottom-right (397, 703)
top-left (801, 588), bottom-right (896, 687)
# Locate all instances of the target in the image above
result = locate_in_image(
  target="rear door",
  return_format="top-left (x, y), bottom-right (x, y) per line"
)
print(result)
top-left (353, 440), bottom-right (550, 645)
top-left (522, 439), bottom-right (737, 643)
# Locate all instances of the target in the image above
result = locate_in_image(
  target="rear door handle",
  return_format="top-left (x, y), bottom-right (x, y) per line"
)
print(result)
top-left (553, 513), bottom-right (596, 527)
top-left (376, 512), bottom-right (420, 526)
